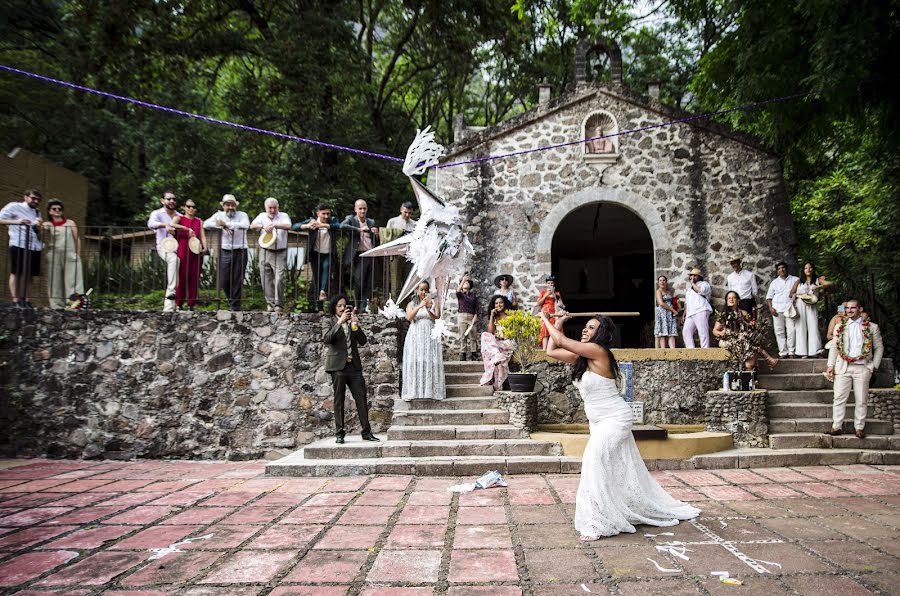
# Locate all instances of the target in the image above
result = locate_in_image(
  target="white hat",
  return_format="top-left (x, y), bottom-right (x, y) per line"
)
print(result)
top-left (188, 236), bottom-right (203, 255)
top-left (160, 237), bottom-right (178, 254)
top-left (221, 194), bottom-right (238, 206)
top-left (258, 230), bottom-right (277, 249)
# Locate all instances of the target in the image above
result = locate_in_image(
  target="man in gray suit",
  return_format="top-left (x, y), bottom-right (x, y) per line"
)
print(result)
top-left (323, 294), bottom-right (380, 444)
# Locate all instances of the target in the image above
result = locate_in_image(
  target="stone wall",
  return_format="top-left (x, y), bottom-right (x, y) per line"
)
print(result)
top-left (704, 390), bottom-right (769, 448)
top-left (533, 349), bottom-right (727, 426)
top-left (494, 390), bottom-right (538, 431)
top-left (0, 310), bottom-right (401, 460)
top-left (870, 389), bottom-right (900, 433)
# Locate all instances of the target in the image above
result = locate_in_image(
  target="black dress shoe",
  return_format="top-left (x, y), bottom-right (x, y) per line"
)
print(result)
top-left (823, 428), bottom-right (842, 436)
top-left (335, 437), bottom-right (345, 444)
top-left (361, 435), bottom-right (381, 442)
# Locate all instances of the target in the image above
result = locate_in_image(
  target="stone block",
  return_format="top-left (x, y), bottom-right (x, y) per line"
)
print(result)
top-left (505, 457), bottom-right (561, 474)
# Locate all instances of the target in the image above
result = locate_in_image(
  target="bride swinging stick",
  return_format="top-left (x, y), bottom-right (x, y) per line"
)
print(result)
top-left (540, 311), bottom-right (700, 540)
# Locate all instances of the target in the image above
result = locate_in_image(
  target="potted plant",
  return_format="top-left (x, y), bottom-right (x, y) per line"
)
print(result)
top-left (495, 309), bottom-right (542, 392)
top-left (716, 310), bottom-right (770, 391)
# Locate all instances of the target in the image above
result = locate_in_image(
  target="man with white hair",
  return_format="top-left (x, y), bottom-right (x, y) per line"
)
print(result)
top-left (204, 194), bottom-right (249, 311)
top-left (250, 197), bottom-right (291, 312)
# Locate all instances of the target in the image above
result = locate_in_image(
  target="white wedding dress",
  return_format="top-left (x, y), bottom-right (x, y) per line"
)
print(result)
top-left (574, 371), bottom-right (700, 538)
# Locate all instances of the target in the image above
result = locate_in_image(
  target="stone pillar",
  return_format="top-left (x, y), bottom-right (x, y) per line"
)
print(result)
top-left (648, 80), bottom-right (661, 102)
top-left (453, 113), bottom-right (466, 143)
top-left (538, 81), bottom-right (552, 106)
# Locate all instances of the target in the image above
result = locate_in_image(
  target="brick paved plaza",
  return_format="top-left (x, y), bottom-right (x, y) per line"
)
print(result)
top-left (0, 459), bottom-right (897, 595)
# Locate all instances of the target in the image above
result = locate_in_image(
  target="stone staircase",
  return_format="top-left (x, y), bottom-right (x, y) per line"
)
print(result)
top-left (267, 361), bottom-right (578, 476)
top-left (757, 358), bottom-right (898, 451)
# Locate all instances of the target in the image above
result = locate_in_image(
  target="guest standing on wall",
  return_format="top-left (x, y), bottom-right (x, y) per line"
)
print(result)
top-left (0, 189), bottom-right (44, 308)
top-left (204, 194), bottom-right (249, 311)
top-left (323, 295), bottom-right (380, 444)
top-left (341, 199), bottom-right (379, 311)
top-left (147, 191), bottom-right (181, 312)
top-left (42, 199), bottom-right (84, 309)
top-left (294, 203), bottom-right (344, 310)
top-left (171, 199), bottom-right (207, 311)
top-left (251, 197), bottom-right (291, 313)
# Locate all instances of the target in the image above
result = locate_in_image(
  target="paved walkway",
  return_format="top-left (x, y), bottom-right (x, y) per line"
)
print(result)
top-left (0, 459), bottom-right (898, 595)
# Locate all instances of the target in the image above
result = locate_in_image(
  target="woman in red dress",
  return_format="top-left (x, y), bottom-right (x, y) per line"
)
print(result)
top-left (172, 201), bottom-right (207, 310)
top-left (537, 275), bottom-right (565, 349)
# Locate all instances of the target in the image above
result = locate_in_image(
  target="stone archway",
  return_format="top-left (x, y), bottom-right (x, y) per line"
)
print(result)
top-left (536, 188), bottom-right (670, 347)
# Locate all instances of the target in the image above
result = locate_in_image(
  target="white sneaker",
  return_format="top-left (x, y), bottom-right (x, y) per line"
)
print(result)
top-left (163, 299), bottom-right (176, 313)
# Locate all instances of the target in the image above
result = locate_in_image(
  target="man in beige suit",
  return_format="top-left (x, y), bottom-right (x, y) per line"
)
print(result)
top-left (824, 299), bottom-right (884, 438)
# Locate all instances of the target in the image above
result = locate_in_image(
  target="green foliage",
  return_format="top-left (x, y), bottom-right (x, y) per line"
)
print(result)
top-left (496, 309), bottom-right (542, 373)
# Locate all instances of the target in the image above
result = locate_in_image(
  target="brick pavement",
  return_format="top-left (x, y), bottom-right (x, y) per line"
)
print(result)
top-left (0, 459), bottom-right (898, 594)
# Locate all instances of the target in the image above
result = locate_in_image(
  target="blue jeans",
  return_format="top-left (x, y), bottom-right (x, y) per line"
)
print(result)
top-left (310, 251), bottom-right (331, 298)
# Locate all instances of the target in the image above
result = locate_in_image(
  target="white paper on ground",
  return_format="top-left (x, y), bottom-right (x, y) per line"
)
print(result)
top-left (646, 558), bottom-right (680, 573)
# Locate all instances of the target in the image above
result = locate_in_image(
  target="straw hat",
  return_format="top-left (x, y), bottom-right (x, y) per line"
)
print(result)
top-left (258, 230), bottom-right (278, 249)
top-left (729, 254), bottom-right (743, 263)
top-left (221, 194), bottom-right (238, 206)
top-left (689, 267), bottom-right (703, 277)
top-left (798, 293), bottom-right (818, 305)
top-left (160, 237), bottom-right (178, 254)
top-left (188, 236), bottom-right (203, 255)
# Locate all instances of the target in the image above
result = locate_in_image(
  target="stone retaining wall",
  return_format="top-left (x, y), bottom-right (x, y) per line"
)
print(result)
top-left (533, 349), bottom-right (727, 426)
top-left (493, 391), bottom-right (538, 431)
top-left (870, 389), bottom-right (900, 433)
top-left (704, 390), bottom-right (769, 448)
top-left (0, 310), bottom-right (401, 460)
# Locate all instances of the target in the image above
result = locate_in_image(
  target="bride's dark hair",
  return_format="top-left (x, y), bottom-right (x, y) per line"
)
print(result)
top-left (571, 316), bottom-right (619, 382)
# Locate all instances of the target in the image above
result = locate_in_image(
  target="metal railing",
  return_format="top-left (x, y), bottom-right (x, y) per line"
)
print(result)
top-left (0, 223), bottom-right (403, 312)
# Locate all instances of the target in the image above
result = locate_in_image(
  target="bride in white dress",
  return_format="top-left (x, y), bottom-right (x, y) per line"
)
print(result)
top-left (402, 280), bottom-right (446, 401)
top-left (540, 311), bottom-right (700, 540)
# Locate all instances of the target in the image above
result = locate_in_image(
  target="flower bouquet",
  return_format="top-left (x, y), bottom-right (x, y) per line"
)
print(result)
top-left (715, 309), bottom-right (770, 388)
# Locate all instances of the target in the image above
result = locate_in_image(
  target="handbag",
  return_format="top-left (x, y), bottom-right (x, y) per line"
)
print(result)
top-left (786, 303), bottom-right (799, 319)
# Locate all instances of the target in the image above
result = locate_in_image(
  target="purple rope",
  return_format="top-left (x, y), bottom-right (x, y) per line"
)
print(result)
top-left (0, 64), bottom-right (404, 163)
top-left (435, 91), bottom-right (808, 168)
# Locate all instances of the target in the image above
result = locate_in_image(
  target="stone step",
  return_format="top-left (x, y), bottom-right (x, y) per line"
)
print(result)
top-left (768, 418), bottom-right (893, 435)
top-left (755, 373), bottom-right (831, 391)
top-left (767, 390), bottom-right (834, 404)
top-left (768, 403), bottom-right (859, 419)
top-left (391, 409), bottom-right (510, 426)
top-left (388, 425), bottom-right (529, 441)
top-left (758, 358), bottom-right (828, 374)
top-left (266, 452), bottom-right (583, 476)
top-left (445, 372), bottom-right (484, 385)
top-left (444, 361), bottom-right (485, 374)
top-left (690, 447), bottom-right (900, 469)
top-left (447, 384), bottom-right (494, 398)
top-left (401, 396), bottom-right (497, 411)
top-left (769, 433), bottom-right (900, 450)
top-left (303, 438), bottom-right (564, 460)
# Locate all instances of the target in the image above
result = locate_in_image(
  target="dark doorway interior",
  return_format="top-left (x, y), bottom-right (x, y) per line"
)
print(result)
top-left (551, 202), bottom-right (654, 347)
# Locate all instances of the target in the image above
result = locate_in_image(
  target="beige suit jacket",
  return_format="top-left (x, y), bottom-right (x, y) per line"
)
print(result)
top-left (827, 319), bottom-right (883, 375)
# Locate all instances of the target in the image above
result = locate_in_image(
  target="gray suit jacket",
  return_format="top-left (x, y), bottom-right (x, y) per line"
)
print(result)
top-left (827, 319), bottom-right (884, 374)
top-left (323, 316), bottom-right (368, 372)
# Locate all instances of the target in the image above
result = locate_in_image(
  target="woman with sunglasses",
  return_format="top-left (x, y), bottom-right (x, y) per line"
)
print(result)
top-left (171, 200), bottom-right (207, 310)
top-left (43, 199), bottom-right (84, 308)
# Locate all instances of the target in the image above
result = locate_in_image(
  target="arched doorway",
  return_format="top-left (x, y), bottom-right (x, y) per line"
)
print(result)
top-left (551, 202), bottom-right (654, 347)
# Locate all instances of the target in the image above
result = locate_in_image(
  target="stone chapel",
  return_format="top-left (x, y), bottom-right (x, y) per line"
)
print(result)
top-left (430, 45), bottom-right (797, 347)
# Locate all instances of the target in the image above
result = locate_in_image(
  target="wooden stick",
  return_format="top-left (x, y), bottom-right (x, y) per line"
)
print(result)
top-left (549, 311), bottom-right (640, 317)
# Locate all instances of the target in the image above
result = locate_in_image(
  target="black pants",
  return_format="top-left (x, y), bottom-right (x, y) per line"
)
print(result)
top-left (219, 249), bottom-right (247, 310)
top-left (738, 298), bottom-right (756, 317)
top-left (352, 253), bottom-right (374, 307)
top-left (330, 362), bottom-right (372, 438)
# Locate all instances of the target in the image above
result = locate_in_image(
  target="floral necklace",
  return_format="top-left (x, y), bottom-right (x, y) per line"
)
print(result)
top-left (834, 316), bottom-right (873, 363)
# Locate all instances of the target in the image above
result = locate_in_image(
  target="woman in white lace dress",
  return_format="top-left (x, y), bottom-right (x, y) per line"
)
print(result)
top-left (402, 281), bottom-right (446, 401)
top-left (794, 261), bottom-right (832, 358)
top-left (540, 311), bottom-right (700, 540)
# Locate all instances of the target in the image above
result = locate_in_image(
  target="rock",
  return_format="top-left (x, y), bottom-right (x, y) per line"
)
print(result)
top-left (99, 358), bottom-right (119, 373)
top-left (158, 362), bottom-right (175, 374)
top-left (266, 388), bottom-right (295, 410)
top-left (95, 341), bottom-right (114, 360)
top-left (207, 352), bottom-right (233, 373)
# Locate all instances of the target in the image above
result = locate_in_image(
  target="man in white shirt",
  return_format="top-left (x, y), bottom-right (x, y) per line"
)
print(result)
top-left (766, 261), bottom-right (800, 358)
top-left (147, 191), bottom-right (181, 312)
top-left (204, 194), bottom-right (249, 311)
top-left (825, 299), bottom-right (884, 438)
top-left (250, 197), bottom-right (292, 312)
top-left (0, 189), bottom-right (44, 308)
top-left (726, 255), bottom-right (757, 317)
top-left (385, 201), bottom-right (417, 234)
top-left (682, 267), bottom-right (712, 348)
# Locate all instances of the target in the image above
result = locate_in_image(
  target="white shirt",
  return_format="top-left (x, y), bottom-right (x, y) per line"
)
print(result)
top-left (386, 215), bottom-right (417, 233)
top-left (0, 201), bottom-right (44, 250)
top-left (147, 208), bottom-right (182, 252)
top-left (727, 269), bottom-right (757, 300)
top-left (251, 212), bottom-right (292, 250)
top-left (685, 280), bottom-right (712, 317)
top-left (766, 274), bottom-right (799, 314)
top-left (846, 317), bottom-right (864, 361)
top-left (203, 210), bottom-right (249, 250)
